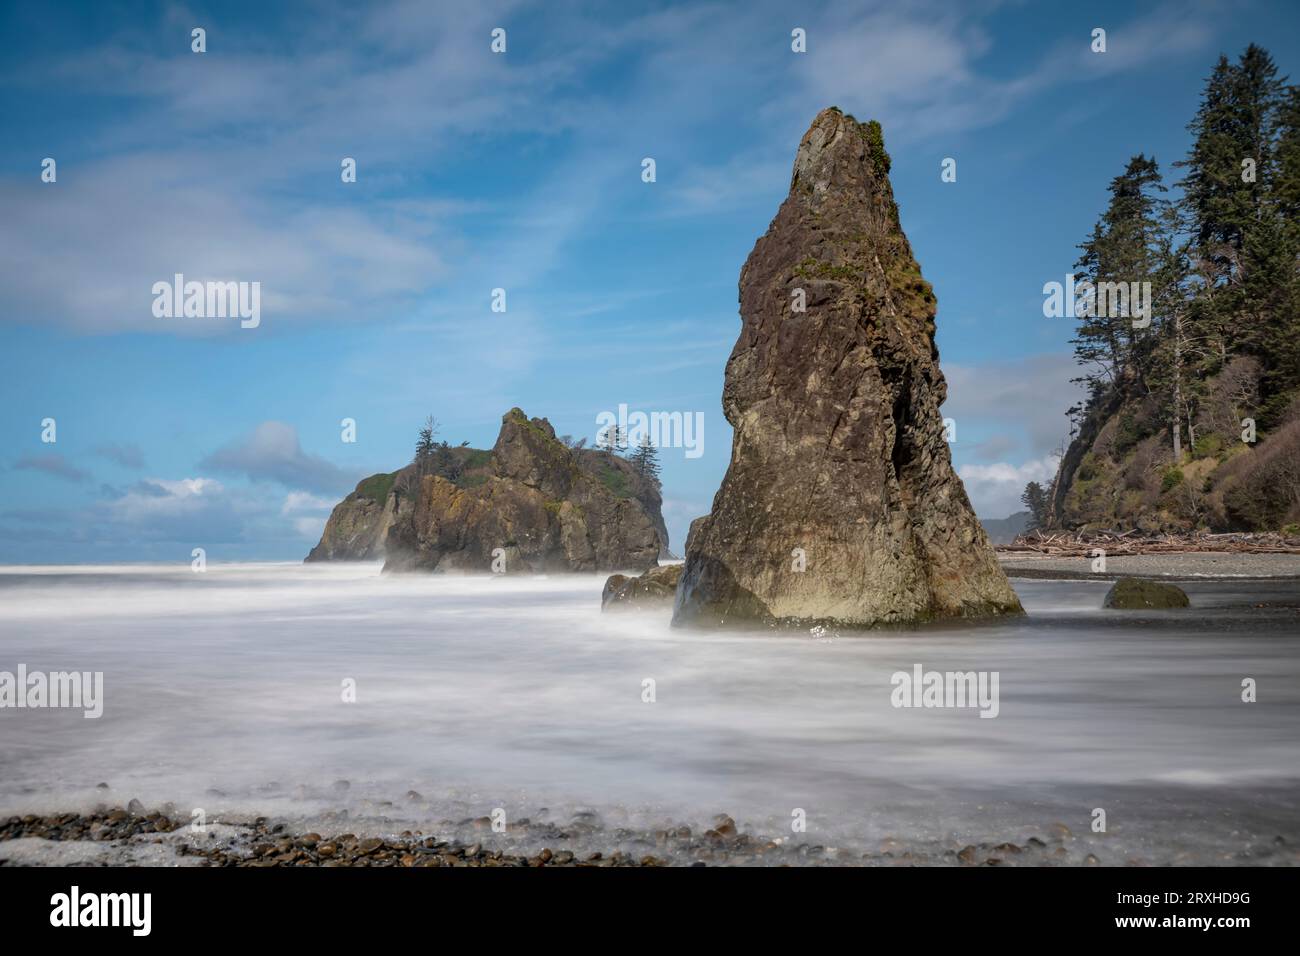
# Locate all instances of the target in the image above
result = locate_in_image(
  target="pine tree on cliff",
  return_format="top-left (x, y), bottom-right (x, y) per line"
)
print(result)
top-left (1249, 82), bottom-right (1300, 412)
top-left (1176, 45), bottom-right (1286, 375)
top-left (597, 424), bottom-right (625, 455)
top-left (1069, 221), bottom-right (1118, 388)
top-left (1070, 155), bottom-right (1169, 398)
top-left (414, 416), bottom-right (438, 477)
top-left (629, 436), bottom-right (661, 487)
top-left (1178, 48), bottom-right (1282, 264)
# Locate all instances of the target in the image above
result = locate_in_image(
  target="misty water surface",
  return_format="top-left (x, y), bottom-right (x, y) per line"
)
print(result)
top-left (1, 563), bottom-right (1297, 862)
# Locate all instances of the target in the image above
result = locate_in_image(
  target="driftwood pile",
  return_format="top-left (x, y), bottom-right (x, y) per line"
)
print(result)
top-left (999, 529), bottom-right (1300, 556)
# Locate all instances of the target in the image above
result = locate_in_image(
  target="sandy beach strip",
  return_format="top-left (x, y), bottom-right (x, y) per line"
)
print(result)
top-left (998, 551), bottom-right (1300, 580)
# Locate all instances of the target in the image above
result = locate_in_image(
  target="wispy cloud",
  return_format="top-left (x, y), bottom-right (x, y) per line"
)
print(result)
top-left (12, 452), bottom-right (91, 483)
top-left (93, 442), bottom-right (146, 469)
top-left (199, 422), bottom-right (358, 495)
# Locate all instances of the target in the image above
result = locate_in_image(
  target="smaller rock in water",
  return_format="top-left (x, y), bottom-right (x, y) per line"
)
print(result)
top-left (601, 564), bottom-right (683, 611)
top-left (1103, 578), bottom-right (1190, 609)
top-left (601, 574), bottom-right (629, 606)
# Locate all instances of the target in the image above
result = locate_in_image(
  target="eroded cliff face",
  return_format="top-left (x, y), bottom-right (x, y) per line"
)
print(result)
top-left (308, 408), bottom-right (664, 574)
top-left (305, 473), bottom-right (406, 562)
top-left (673, 108), bottom-right (1022, 628)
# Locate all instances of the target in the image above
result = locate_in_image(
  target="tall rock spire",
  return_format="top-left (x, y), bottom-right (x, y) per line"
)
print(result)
top-left (673, 108), bottom-right (1023, 628)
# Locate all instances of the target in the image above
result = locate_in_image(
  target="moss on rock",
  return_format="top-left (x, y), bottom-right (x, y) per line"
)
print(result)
top-left (1103, 578), bottom-right (1190, 609)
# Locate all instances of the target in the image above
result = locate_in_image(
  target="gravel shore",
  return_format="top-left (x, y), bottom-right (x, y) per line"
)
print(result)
top-left (4, 802), bottom-right (1296, 867)
top-left (999, 551), bottom-right (1300, 580)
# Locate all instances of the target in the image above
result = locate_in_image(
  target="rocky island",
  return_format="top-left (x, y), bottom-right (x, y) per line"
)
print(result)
top-left (308, 408), bottom-right (668, 574)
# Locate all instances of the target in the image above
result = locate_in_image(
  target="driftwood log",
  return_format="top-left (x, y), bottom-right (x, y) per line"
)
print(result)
top-left (998, 529), bottom-right (1300, 557)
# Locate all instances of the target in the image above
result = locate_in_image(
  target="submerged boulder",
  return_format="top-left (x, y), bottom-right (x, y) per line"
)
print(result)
top-left (673, 108), bottom-right (1022, 629)
top-left (602, 564), bottom-right (683, 611)
top-left (1103, 578), bottom-right (1190, 609)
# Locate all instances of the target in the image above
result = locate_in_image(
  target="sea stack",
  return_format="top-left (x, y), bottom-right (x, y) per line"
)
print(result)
top-left (309, 408), bottom-right (669, 572)
top-left (672, 108), bottom-right (1022, 628)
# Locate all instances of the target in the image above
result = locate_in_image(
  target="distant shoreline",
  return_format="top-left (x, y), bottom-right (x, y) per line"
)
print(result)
top-left (999, 552), bottom-right (1300, 581)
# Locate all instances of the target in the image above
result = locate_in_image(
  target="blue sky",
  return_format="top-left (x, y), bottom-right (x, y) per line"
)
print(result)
top-left (2, 0), bottom-right (1298, 563)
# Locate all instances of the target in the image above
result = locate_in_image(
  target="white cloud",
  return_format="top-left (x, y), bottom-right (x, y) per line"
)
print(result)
top-left (95, 477), bottom-right (256, 544)
top-left (944, 353), bottom-right (1085, 459)
top-left (958, 454), bottom-right (1060, 519)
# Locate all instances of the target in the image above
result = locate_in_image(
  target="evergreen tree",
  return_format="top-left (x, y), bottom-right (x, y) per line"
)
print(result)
top-left (1176, 45), bottom-right (1287, 372)
top-left (629, 436), bottom-right (661, 487)
top-left (1070, 155), bottom-right (1169, 396)
top-left (1178, 47), bottom-right (1282, 265)
top-left (1275, 84), bottom-right (1300, 232)
top-left (1251, 82), bottom-right (1300, 409)
top-left (431, 440), bottom-right (462, 483)
top-left (597, 424), bottom-right (626, 454)
top-left (1020, 482), bottom-right (1049, 530)
top-left (414, 416), bottom-right (438, 472)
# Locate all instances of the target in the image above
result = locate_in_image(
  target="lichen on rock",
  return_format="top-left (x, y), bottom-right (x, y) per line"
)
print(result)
top-left (1102, 578), bottom-right (1190, 609)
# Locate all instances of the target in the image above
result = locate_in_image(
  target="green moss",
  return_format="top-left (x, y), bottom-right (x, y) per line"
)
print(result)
top-left (794, 256), bottom-right (862, 282)
top-left (1077, 455), bottom-right (1099, 483)
top-left (1192, 433), bottom-right (1224, 459)
top-left (1104, 578), bottom-right (1190, 609)
top-left (355, 472), bottom-right (395, 504)
top-left (859, 119), bottom-right (891, 177)
top-left (884, 254), bottom-right (935, 313)
top-left (597, 464), bottom-right (633, 499)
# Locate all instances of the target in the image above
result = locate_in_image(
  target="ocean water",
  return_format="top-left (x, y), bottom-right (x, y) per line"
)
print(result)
top-left (1, 562), bottom-right (1298, 864)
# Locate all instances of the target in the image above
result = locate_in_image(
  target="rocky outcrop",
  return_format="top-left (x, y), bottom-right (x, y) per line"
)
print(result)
top-left (672, 108), bottom-right (1022, 628)
top-left (602, 564), bottom-right (683, 611)
top-left (307, 410), bottom-right (669, 572)
top-left (305, 473), bottom-right (407, 561)
top-left (1049, 370), bottom-right (1300, 533)
top-left (381, 409), bottom-right (663, 574)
